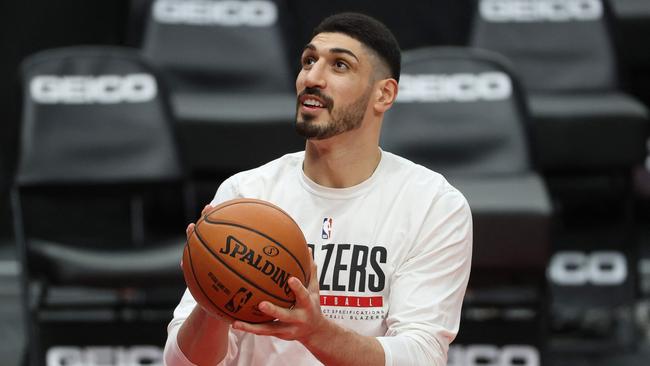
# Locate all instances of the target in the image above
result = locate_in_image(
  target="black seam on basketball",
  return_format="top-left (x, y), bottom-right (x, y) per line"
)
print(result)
top-left (186, 238), bottom-right (246, 321)
top-left (206, 199), bottom-right (305, 254)
top-left (194, 223), bottom-right (295, 305)
top-left (201, 220), bottom-right (308, 282)
top-left (203, 199), bottom-right (282, 223)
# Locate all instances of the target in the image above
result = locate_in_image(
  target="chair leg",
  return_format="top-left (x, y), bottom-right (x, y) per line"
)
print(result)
top-left (24, 282), bottom-right (44, 366)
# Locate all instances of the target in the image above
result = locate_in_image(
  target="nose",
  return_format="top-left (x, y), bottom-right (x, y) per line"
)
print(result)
top-left (301, 61), bottom-right (327, 90)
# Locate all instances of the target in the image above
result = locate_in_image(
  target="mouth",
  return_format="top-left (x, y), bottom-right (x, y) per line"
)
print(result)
top-left (297, 89), bottom-right (332, 114)
top-left (298, 94), bottom-right (326, 112)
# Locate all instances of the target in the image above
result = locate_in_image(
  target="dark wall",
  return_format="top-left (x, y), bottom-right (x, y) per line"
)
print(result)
top-left (286, 0), bottom-right (473, 60)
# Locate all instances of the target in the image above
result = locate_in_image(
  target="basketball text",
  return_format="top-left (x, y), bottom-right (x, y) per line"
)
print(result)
top-left (219, 235), bottom-right (295, 296)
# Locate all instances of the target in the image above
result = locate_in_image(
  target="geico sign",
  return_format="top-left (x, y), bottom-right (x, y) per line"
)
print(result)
top-left (548, 251), bottom-right (627, 286)
top-left (30, 74), bottom-right (157, 104)
top-left (47, 346), bottom-right (162, 366)
top-left (480, 0), bottom-right (603, 22)
top-left (397, 72), bottom-right (512, 103)
top-left (448, 345), bottom-right (540, 366)
top-left (153, 0), bottom-right (278, 26)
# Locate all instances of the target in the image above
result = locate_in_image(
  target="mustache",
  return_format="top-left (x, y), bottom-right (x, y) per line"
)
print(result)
top-left (297, 87), bottom-right (334, 112)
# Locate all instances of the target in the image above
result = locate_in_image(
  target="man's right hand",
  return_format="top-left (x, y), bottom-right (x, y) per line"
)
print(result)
top-left (182, 203), bottom-right (234, 323)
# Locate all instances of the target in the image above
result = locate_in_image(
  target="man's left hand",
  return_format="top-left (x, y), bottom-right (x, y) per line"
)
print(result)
top-left (231, 253), bottom-right (326, 344)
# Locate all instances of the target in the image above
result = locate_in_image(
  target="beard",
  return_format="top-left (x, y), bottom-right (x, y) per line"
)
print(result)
top-left (295, 86), bottom-right (372, 140)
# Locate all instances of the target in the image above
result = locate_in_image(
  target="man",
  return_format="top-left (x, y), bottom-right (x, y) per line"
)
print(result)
top-left (164, 12), bottom-right (472, 366)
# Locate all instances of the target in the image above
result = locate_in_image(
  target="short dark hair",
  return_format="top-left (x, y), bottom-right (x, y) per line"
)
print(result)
top-left (312, 12), bottom-right (401, 82)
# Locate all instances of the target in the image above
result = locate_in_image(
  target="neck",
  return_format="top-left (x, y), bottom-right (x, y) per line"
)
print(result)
top-left (303, 125), bottom-right (382, 188)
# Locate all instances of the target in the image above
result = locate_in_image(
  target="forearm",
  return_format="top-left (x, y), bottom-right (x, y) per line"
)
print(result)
top-left (302, 319), bottom-right (385, 366)
top-left (177, 305), bottom-right (231, 365)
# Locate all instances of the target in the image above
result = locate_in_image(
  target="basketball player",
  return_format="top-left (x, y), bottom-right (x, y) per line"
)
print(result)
top-left (164, 12), bottom-right (472, 365)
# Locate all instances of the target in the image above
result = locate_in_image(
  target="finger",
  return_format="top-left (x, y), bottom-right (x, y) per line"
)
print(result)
top-left (257, 301), bottom-right (294, 322)
top-left (232, 319), bottom-right (283, 336)
top-left (307, 256), bottom-right (319, 293)
top-left (186, 223), bottom-right (195, 238)
top-left (288, 277), bottom-right (311, 307)
top-left (201, 204), bottom-right (213, 216)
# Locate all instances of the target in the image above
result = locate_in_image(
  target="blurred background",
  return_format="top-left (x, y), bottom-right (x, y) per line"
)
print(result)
top-left (1, 0), bottom-right (650, 365)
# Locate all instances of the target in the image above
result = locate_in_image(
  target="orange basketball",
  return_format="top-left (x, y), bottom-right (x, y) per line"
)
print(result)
top-left (182, 198), bottom-right (310, 323)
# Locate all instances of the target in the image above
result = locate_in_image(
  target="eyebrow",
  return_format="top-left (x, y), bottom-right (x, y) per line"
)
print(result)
top-left (303, 43), bottom-right (360, 63)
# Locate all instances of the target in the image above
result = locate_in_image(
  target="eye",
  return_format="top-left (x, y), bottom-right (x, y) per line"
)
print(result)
top-left (301, 56), bottom-right (316, 69)
top-left (334, 60), bottom-right (349, 70)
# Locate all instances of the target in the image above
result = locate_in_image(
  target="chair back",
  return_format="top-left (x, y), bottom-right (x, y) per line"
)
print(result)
top-left (17, 46), bottom-right (187, 251)
top-left (470, 0), bottom-right (619, 92)
top-left (383, 47), bottom-right (533, 177)
top-left (142, 0), bottom-right (294, 93)
top-left (19, 46), bottom-right (183, 186)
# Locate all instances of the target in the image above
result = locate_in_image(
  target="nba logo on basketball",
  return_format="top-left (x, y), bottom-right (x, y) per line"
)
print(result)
top-left (322, 218), bottom-right (333, 239)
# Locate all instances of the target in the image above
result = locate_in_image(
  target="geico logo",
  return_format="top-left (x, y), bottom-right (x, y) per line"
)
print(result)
top-left (47, 345), bottom-right (163, 366)
top-left (397, 72), bottom-right (512, 103)
top-left (480, 0), bottom-right (603, 22)
top-left (30, 74), bottom-right (157, 104)
top-left (548, 251), bottom-right (627, 286)
top-left (153, 0), bottom-right (277, 26)
top-left (448, 345), bottom-right (540, 366)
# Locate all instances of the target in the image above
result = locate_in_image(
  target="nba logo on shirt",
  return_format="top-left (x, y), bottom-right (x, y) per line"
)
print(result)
top-left (322, 218), bottom-right (333, 239)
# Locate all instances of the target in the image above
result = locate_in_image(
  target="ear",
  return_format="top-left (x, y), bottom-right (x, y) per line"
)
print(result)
top-left (373, 78), bottom-right (398, 113)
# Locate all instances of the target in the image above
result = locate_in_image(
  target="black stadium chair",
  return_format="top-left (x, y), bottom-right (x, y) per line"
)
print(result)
top-left (13, 46), bottom-right (191, 365)
top-left (470, 0), bottom-right (646, 351)
top-left (383, 46), bottom-right (551, 278)
top-left (470, 0), bottom-right (649, 173)
top-left (382, 46), bottom-right (552, 353)
top-left (141, 0), bottom-right (304, 178)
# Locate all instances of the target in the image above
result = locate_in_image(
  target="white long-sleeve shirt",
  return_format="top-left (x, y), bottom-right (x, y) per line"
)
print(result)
top-left (164, 150), bottom-right (472, 366)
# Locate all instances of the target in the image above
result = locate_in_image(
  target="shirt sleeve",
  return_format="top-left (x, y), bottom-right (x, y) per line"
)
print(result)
top-left (163, 177), bottom-right (242, 366)
top-left (376, 187), bottom-right (473, 366)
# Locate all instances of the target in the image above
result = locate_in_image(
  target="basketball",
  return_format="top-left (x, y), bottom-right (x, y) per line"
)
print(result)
top-left (182, 198), bottom-right (311, 323)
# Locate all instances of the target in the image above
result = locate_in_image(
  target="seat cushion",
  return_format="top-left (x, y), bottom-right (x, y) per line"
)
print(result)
top-left (529, 92), bottom-right (649, 171)
top-left (172, 92), bottom-right (296, 124)
top-left (451, 174), bottom-right (552, 271)
top-left (29, 237), bottom-right (186, 287)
